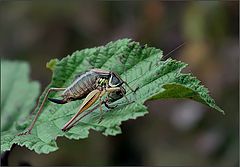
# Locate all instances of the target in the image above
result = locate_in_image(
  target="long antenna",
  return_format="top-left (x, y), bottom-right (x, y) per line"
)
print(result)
top-left (162, 42), bottom-right (186, 60)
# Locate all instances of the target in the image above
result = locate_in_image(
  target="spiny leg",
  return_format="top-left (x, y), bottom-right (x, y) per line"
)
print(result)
top-left (62, 103), bottom-right (100, 131)
top-left (63, 87), bottom-right (130, 131)
top-left (62, 89), bottom-right (101, 132)
top-left (64, 96), bottom-right (116, 131)
top-left (97, 89), bottom-right (106, 124)
top-left (18, 87), bottom-right (66, 136)
top-left (63, 88), bottom-right (122, 131)
top-left (97, 97), bottom-right (104, 124)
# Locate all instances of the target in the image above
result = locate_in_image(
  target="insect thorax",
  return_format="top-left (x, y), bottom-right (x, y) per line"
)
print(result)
top-left (96, 77), bottom-right (108, 88)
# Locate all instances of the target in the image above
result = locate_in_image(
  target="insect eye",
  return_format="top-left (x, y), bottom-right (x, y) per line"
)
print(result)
top-left (112, 77), bottom-right (119, 85)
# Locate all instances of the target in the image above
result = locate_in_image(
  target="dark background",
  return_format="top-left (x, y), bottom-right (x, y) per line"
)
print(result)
top-left (0, 1), bottom-right (239, 166)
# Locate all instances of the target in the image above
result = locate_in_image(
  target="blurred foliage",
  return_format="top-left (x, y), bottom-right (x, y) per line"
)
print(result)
top-left (0, 1), bottom-right (238, 166)
top-left (1, 60), bottom-right (40, 156)
top-left (1, 60), bottom-right (40, 132)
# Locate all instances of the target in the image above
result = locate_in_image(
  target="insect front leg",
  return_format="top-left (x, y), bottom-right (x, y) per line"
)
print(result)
top-left (18, 87), bottom-right (66, 136)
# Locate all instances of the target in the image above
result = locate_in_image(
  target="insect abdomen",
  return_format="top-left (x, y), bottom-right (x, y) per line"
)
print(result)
top-left (63, 71), bottom-right (98, 99)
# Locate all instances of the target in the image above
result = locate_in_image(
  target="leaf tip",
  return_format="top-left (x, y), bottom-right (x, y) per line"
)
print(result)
top-left (220, 109), bottom-right (225, 115)
top-left (46, 59), bottom-right (59, 71)
top-left (213, 105), bottom-right (225, 115)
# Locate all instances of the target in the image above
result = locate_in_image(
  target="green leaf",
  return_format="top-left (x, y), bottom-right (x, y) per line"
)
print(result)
top-left (1, 60), bottom-right (40, 152)
top-left (1, 39), bottom-right (224, 154)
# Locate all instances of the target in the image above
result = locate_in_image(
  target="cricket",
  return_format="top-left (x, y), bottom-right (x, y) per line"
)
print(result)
top-left (18, 68), bottom-right (136, 135)
top-left (17, 42), bottom-right (185, 136)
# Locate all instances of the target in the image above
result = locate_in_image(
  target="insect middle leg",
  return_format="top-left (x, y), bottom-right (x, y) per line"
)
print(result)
top-left (97, 95), bottom-right (106, 123)
top-left (103, 96), bottom-right (117, 109)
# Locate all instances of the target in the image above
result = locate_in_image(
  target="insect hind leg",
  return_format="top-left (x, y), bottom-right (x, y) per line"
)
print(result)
top-left (17, 87), bottom-right (66, 136)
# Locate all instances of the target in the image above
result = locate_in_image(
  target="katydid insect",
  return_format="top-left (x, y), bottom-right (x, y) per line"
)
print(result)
top-left (18, 69), bottom-right (136, 135)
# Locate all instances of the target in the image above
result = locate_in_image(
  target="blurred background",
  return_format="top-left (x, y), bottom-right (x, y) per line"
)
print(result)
top-left (0, 1), bottom-right (239, 166)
